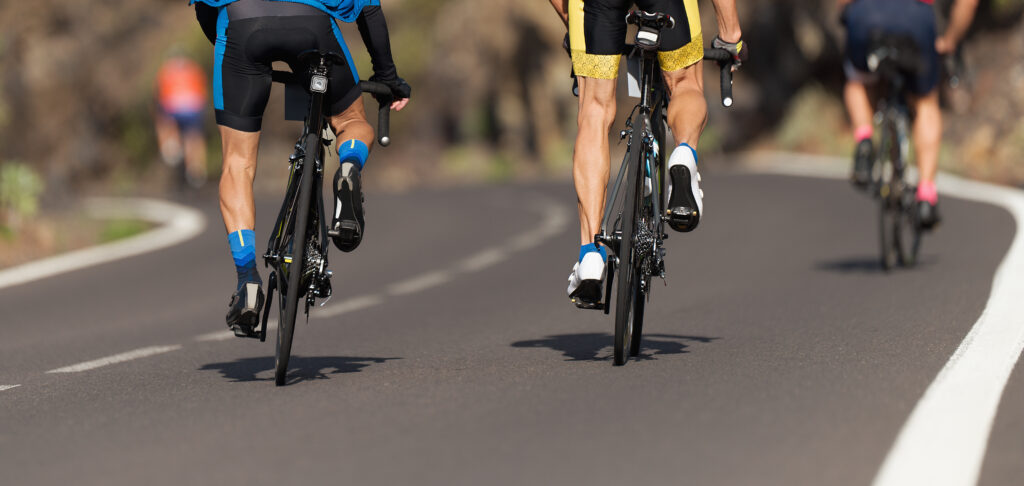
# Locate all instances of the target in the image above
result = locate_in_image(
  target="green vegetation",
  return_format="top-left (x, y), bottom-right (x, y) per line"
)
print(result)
top-left (0, 162), bottom-right (44, 229)
top-left (100, 218), bottom-right (151, 243)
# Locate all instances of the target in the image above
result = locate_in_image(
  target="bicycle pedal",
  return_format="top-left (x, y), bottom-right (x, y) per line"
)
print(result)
top-left (571, 298), bottom-right (604, 310)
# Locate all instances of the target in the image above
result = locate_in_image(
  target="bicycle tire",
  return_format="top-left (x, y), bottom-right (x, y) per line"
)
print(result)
top-left (629, 286), bottom-right (645, 357)
top-left (614, 114), bottom-right (645, 366)
top-left (896, 187), bottom-right (921, 267)
top-left (879, 191), bottom-right (897, 271)
top-left (275, 132), bottom-right (319, 386)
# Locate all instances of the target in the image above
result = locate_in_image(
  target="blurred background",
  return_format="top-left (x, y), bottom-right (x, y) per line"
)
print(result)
top-left (1, 0), bottom-right (1023, 266)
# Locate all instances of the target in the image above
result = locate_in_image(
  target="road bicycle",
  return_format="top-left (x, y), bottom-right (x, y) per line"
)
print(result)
top-left (864, 33), bottom-right (924, 271)
top-left (584, 10), bottom-right (736, 365)
top-left (236, 51), bottom-right (395, 386)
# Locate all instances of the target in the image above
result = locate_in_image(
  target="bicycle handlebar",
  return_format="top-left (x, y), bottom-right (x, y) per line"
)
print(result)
top-left (358, 81), bottom-right (394, 147)
top-left (703, 48), bottom-right (735, 108)
top-left (271, 70), bottom-right (394, 147)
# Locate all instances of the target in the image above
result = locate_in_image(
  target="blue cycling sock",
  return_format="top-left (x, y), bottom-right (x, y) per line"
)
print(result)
top-left (338, 139), bottom-right (369, 170)
top-left (579, 243), bottom-right (607, 263)
top-left (678, 142), bottom-right (698, 165)
top-left (229, 229), bottom-right (261, 290)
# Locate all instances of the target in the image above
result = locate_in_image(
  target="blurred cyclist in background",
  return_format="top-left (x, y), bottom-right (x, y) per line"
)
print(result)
top-left (841, 0), bottom-right (978, 228)
top-left (154, 53), bottom-right (210, 188)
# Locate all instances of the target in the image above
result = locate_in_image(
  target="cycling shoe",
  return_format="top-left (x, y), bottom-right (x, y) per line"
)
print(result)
top-left (665, 146), bottom-right (703, 232)
top-left (329, 162), bottom-right (365, 252)
top-left (916, 200), bottom-right (941, 230)
top-left (568, 252), bottom-right (606, 309)
top-left (226, 282), bottom-right (264, 338)
top-left (851, 139), bottom-right (874, 189)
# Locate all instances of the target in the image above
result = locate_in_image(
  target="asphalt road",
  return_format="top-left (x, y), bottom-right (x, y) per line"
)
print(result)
top-left (1, 170), bottom-right (1020, 485)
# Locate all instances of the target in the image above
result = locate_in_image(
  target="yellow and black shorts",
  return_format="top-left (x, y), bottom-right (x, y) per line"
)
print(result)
top-left (569, 0), bottom-right (703, 79)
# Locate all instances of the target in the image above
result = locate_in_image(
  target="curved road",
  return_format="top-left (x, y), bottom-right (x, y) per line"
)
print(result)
top-left (1, 168), bottom-right (1021, 485)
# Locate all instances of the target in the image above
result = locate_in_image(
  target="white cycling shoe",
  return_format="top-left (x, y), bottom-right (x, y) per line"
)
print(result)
top-left (567, 252), bottom-right (606, 309)
top-left (665, 144), bottom-right (704, 232)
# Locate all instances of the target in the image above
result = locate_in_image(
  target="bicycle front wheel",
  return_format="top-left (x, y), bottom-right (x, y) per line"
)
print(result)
top-left (614, 116), bottom-right (645, 366)
top-left (275, 132), bottom-right (319, 386)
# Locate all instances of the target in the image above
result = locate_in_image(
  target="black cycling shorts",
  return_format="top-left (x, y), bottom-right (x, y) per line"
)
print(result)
top-left (197, 0), bottom-right (361, 132)
top-left (842, 0), bottom-right (939, 95)
top-left (569, 0), bottom-right (703, 79)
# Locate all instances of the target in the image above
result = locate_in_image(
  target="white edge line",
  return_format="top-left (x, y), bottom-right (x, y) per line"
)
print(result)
top-left (317, 294), bottom-right (386, 318)
top-left (743, 152), bottom-right (1024, 486)
top-left (46, 345), bottom-right (183, 373)
top-left (0, 385), bottom-right (21, 392)
top-left (0, 198), bottom-right (206, 290)
top-left (387, 271), bottom-right (454, 296)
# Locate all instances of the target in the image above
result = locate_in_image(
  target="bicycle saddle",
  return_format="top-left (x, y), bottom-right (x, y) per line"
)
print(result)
top-left (626, 10), bottom-right (675, 50)
top-left (866, 31), bottom-right (924, 76)
top-left (296, 50), bottom-right (349, 70)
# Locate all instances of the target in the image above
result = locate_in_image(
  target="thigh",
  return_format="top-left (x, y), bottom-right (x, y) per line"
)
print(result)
top-left (569, 0), bottom-right (629, 79)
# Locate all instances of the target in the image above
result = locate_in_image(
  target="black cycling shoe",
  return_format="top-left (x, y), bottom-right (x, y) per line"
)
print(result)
top-left (666, 165), bottom-right (701, 232)
top-left (916, 200), bottom-right (941, 230)
top-left (329, 162), bottom-right (365, 252)
top-left (226, 282), bottom-right (265, 338)
top-left (851, 139), bottom-right (874, 189)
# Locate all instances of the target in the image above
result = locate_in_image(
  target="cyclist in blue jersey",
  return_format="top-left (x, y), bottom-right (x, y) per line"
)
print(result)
top-left (191, 0), bottom-right (410, 336)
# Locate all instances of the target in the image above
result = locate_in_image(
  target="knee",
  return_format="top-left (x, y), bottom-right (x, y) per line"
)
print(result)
top-left (578, 95), bottom-right (617, 130)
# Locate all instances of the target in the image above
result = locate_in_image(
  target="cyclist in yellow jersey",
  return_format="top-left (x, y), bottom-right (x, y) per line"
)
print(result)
top-left (550, 0), bottom-right (746, 306)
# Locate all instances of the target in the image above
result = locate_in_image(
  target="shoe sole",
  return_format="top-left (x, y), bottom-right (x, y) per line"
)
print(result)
top-left (666, 165), bottom-right (700, 232)
top-left (330, 169), bottom-right (363, 253)
top-left (570, 279), bottom-right (603, 309)
top-left (228, 284), bottom-right (264, 338)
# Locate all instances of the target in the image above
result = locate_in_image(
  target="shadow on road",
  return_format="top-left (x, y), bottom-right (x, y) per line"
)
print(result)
top-left (511, 333), bottom-right (717, 362)
top-left (815, 255), bottom-right (937, 274)
top-left (200, 355), bottom-right (399, 384)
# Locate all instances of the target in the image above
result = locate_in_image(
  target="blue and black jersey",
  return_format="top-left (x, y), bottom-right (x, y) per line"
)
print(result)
top-left (191, 0), bottom-right (380, 23)
top-left (193, 0), bottom-right (398, 131)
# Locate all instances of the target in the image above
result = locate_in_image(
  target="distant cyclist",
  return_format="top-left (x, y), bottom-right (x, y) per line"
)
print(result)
top-left (549, 0), bottom-right (746, 306)
top-left (191, 0), bottom-right (411, 336)
top-left (841, 0), bottom-right (978, 228)
top-left (154, 53), bottom-right (209, 188)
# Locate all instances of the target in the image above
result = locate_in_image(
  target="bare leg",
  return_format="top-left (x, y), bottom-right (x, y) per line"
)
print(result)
top-left (155, 114), bottom-right (183, 164)
top-left (662, 62), bottom-right (706, 146)
top-left (911, 90), bottom-right (941, 185)
top-left (328, 97), bottom-right (374, 150)
top-left (844, 80), bottom-right (874, 132)
top-left (218, 127), bottom-right (260, 233)
top-left (573, 76), bottom-right (617, 245)
top-left (183, 130), bottom-right (208, 184)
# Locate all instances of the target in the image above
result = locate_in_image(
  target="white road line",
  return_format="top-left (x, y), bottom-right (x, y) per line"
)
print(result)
top-left (872, 175), bottom-right (1024, 486)
top-left (458, 248), bottom-right (508, 273)
top-left (745, 152), bottom-right (1024, 486)
top-left (0, 198), bottom-right (205, 290)
top-left (0, 385), bottom-right (21, 392)
top-left (46, 345), bottom-right (183, 373)
top-left (318, 294), bottom-right (385, 318)
top-left (193, 193), bottom-right (569, 339)
top-left (196, 319), bottom-right (282, 342)
top-left (387, 270), bottom-right (453, 296)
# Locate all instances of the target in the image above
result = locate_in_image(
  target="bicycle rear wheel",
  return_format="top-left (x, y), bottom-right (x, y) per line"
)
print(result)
top-left (614, 116), bottom-right (645, 366)
top-left (275, 132), bottom-right (319, 386)
top-left (896, 186), bottom-right (921, 267)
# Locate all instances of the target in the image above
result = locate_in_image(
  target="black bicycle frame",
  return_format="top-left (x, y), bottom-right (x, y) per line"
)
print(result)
top-left (264, 57), bottom-right (334, 307)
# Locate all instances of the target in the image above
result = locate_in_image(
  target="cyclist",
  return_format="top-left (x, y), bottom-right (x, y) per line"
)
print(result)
top-left (841, 0), bottom-right (978, 228)
top-left (191, 0), bottom-right (411, 336)
top-left (549, 0), bottom-right (746, 306)
top-left (154, 53), bottom-right (210, 188)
